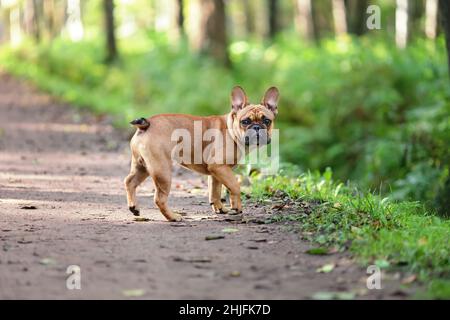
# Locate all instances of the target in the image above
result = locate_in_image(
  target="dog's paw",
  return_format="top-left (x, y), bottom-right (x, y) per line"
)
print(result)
top-left (218, 207), bottom-right (230, 214)
top-left (169, 213), bottom-right (183, 222)
top-left (129, 206), bottom-right (140, 216)
top-left (211, 203), bottom-right (229, 214)
top-left (229, 208), bottom-right (243, 215)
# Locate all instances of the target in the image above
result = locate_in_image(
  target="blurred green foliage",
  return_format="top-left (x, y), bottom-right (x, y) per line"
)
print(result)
top-left (0, 33), bottom-right (449, 212)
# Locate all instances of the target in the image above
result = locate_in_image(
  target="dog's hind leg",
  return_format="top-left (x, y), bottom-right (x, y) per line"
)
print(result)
top-left (151, 169), bottom-right (182, 222)
top-left (124, 158), bottom-right (149, 216)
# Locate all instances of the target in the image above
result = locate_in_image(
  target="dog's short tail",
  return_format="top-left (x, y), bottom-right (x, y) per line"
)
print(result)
top-left (130, 117), bottom-right (150, 130)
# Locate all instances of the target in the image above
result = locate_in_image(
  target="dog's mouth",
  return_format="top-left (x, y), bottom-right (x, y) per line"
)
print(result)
top-left (244, 132), bottom-right (271, 146)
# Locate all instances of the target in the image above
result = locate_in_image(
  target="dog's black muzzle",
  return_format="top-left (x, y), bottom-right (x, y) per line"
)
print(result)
top-left (244, 126), bottom-right (271, 146)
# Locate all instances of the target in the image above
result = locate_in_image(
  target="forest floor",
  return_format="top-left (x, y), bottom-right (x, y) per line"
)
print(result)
top-left (0, 73), bottom-right (414, 299)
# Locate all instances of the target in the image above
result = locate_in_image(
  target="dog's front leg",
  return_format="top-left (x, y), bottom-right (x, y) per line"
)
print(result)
top-left (208, 165), bottom-right (242, 214)
top-left (208, 175), bottom-right (229, 214)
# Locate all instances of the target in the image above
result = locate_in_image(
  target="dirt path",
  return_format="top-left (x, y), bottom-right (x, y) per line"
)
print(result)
top-left (0, 73), bottom-right (410, 299)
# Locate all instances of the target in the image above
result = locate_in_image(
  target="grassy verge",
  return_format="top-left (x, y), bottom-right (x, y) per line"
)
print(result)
top-left (249, 167), bottom-right (450, 299)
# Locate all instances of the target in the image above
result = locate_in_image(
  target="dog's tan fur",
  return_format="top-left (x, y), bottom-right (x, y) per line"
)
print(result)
top-left (124, 86), bottom-right (279, 221)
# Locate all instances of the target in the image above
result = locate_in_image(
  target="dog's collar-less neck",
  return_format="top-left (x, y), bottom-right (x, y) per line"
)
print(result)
top-left (226, 113), bottom-right (242, 147)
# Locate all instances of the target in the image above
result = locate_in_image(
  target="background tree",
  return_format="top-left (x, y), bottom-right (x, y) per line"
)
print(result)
top-left (347, 0), bottom-right (369, 35)
top-left (425, 0), bottom-right (439, 39)
top-left (191, 0), bottom-right (230, 67)
top-left (104, 0), bottom-right (118, 63)
top-left (176, 0), bottom-right (185, 34)
top-left (332, 0), bottom-right (347, 36)
top-left (243, 0), bottom-right (256, 36)
top-left (395, 0), bottom-right (409, 49)
top-left (267, 0), bottom-right (278, 38)
top-left (295, 0), bottom-right (315, 41)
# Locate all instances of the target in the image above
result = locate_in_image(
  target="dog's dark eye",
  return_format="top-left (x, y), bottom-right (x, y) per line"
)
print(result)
top-left (263, 118), bottom-right (272, 126)
top-left (241, 118), bottom-right (251, 126)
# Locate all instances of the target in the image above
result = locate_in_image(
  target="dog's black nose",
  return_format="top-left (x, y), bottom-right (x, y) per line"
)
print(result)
top-left (252, 125), bottom-right (261, 132)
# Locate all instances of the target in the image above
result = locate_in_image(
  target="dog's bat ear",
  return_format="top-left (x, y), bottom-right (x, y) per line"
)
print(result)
top-left (231, 86), bottom-right (248, 113)
top-left (262, 87), bottom-right (279, 115)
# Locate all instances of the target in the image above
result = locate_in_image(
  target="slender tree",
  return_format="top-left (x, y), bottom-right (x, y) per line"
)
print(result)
top-left (395, 0), bottom-right (409, 49)
top-left (176, 0), bottom-right (184, 34)
top-left (268, 0), bottom-right (278, 38)
top-left (193, 0), bottom-right (230, 67)
top-left (426, 0), bottom-right (438, 39)
top-left (295, 0), bottom-right (315, 41)
top-left (43, 0), bottom-right (56, 39)
top-left (332, 0), bottom-right (347, 36)
top-left (347, 0), bottom-right (368, 35)
top-left (0, 6), bottom-right (11, 44)
top-left (243, 0), bottom-right (255, 36)
top-left (103, 0), bottom-right (118, 63)
top-left (439, 0), bottom-right (450, 73)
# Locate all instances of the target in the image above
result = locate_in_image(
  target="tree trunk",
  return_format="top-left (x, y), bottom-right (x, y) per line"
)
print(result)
top-left (194, 0), bottom-right (230, 67)
top-left (66, 0), bottom-right (84, 42)
top-left (10, 5), bottom-right (23, 45)
top-left (396, 0), bottom-right (409, 49)
top-left (347, 0), bottom-right (368, 35)
top-left (43, 0), bottom-right (56, 39)
top-left (439, 0), bottom-right (450, 74)
top-left (295, 0), bottom-right (315, 41)
top-left (243, 0), bottom-right (255, 36)
top-left (426, 0), bottom-right (438, 39)
top-left (103, 0), bottom-right (118, 63)
top-left (268, 0), bottom-right (278, 38)
top-left (332, 0), bottom-right (347, 36)
top-left (0, 8), bottom-right (11, 44)
top-left (32, 0), bottom-right (41, 41)
top-left (177, 0), bottom-right (184, 34)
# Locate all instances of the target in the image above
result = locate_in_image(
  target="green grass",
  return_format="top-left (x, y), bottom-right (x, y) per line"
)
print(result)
top-left (249, 167), bottom-right (450, 299)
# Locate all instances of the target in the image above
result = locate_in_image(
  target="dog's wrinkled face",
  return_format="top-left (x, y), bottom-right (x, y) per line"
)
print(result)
top-left (230, 86), bottom-right (279, 146)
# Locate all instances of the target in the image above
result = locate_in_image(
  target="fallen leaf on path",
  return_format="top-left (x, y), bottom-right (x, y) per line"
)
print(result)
top-left (311, 292), bottom-right (334, 300)
top-left (173, 256), bottom-right (212, 263)
top-left (20, 206), bottom-right (37, 210)
top-left (224, 216), bottom-right (243, 222)
top-left (122, 289), bottom-right (146, 297)
top-left (170, 223), bottom-right (192, 227)
top-left (17, 240), bottom-right (32, 244)
top-left (221, 228), bottom-right (239, 233)
top-left (335, 292), bottom-right (356, 300)
top-left (312, 291), bottom-right (355, 300)
top-left (401, 274), bottom-right (417, 285)
top-left (305, 247), bottom-right (329, 255)
top-left (205, 235), bottom-right (225, 241)
top-left (316, 263), bottom-right (335, 273)
top-left (250, 238), bottom-right (267, 243)
top-left (229, 271), bottom-right (241, 277)
top-left (39, 258), bottom-right (56, 266)
top-left (270, 203), bottom-right (286, 210)
top-left (392, 289), bottom-right (409, 297)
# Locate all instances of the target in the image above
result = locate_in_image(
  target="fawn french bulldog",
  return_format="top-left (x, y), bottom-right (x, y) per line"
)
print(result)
top-left (124, 86), bottom-right (279, 221)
